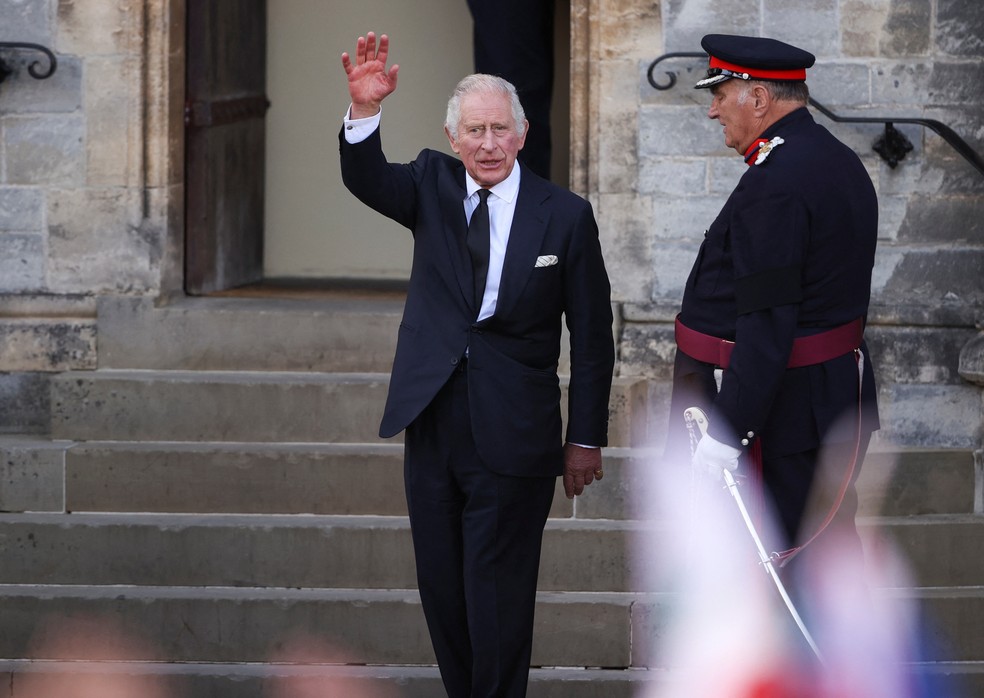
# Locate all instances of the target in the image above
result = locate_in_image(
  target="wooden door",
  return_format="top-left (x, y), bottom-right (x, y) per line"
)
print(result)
top-left (184, 0), bottom-right (268, 294)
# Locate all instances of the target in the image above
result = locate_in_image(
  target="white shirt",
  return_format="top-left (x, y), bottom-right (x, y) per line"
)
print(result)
top-left (343, 105), bottom-right (519, 321)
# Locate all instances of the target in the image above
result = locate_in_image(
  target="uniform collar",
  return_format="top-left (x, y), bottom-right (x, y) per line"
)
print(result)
top-left (743, 107), bottom-right (812, 165)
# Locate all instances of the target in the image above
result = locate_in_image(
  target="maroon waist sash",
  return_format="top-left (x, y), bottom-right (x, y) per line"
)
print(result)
top-left (674, 315), bottom-right (864, 369)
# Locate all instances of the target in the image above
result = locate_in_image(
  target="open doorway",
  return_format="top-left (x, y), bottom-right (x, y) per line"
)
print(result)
top-left (185, 0), bottom-right (572, 293)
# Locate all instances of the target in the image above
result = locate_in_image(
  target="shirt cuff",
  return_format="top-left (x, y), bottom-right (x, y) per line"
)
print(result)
top-left (567, 442), bottom-right (599, 449)
top-left (343, 105), bottom-right (381, 144)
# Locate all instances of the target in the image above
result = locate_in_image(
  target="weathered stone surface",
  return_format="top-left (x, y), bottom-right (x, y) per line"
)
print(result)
top-left (618, 322), bottom-right (676, 381)
top-left (46, 188), bottom-right (156, 293)
top-left (842, 0), bottom-right (892, 57)
top-left (877, 247), bottom-right (984, 309)
top-left (807, 62), bottom-right (871, 106)
top-left (763, 0), bottom-right (838, 57)
top-left (0, 319), bottom-right (96, 371)
top-left (873, 62), bottom-right (933, 105)
top-left (3, 115), bottom-right (85, 185)
top-left (922, 105), bottom-right (984, 156)
top-left (0, 372), bottom-right (49, 434)
top-left (926, 62), bottom-right (984, 106)
top-left (0, 438), bottom-right (67, 512)
top-left (880, 0), bottom-right (932, 56)
top-left (0, 0), bottom-right (52, 44)
top-left (0, 56), bottom-right (81, 115)
top-left (649, 196), bottom-right (727, 241)
top-left (897, 194), bottom-right (984, 244)
top-left (876, 383), bottom-right (982, 448)
top-left (55, 0), bottom-right (139, 56)
top-left (707, 156), bottom-right (746, 193)
top-left (663, 0), bottom-right (758, 53)
top-left (958, 332), bottom-right (984, 386)
top-left (0, 188), bottom-right (44, 232)
top-left (866, 325), bottom-right (978, 386)
top-left (596, 0), bottom-right (661, 62)
top-left (85, 56), bottom-right (136, 187)
top-left (937, 0), bottom-right (984, 56)
top-left (638, 158), bottom-right (706, 197)
top-left (597, 193), bottom-right (659, 301)
top-left (0, 234), bottom-right (44, 291)
top-left (639, 105), bottom-right (726, 158)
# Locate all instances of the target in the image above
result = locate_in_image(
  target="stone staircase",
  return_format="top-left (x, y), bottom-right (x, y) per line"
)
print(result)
top-left (0, 293), bottom-right (981, 697)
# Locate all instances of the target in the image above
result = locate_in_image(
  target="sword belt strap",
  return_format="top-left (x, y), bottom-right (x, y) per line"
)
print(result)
top-left (674, 315), bottom-right (864, 369)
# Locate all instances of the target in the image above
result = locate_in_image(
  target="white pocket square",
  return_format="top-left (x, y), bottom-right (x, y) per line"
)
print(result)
top-left (535, 255), bottom-right (558, 268)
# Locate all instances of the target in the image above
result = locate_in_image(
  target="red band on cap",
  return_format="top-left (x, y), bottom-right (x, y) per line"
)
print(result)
top-left (709, 56), bottom-right (807, 81)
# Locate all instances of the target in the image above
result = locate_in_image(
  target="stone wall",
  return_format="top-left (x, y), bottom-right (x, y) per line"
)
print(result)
top-left (574, 0), bottom-right (984, 449)
top-left (0, 0), bottom-right (183, 431)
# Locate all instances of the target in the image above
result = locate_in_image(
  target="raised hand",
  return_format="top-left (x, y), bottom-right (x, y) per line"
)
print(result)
top-left (341, 32), bottom-right (399, 119)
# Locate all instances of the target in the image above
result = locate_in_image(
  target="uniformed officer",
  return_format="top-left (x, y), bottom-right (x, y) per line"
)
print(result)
top-left (666, 34), bottom-right (880, 571)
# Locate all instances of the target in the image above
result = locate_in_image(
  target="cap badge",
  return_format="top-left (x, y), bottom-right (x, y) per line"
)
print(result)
top-left (748, 136), bottom-right (785, 166)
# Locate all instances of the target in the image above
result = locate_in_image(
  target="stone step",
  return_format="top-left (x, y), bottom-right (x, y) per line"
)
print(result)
top-left (49, 370), bottom-right (647, 447)
top-left (860, 515), bottom-right (984, 588)
top-left (95, 293), bottom-right (588, 377)
top-left (0, 584), bottom-right (981, 670)
top-left (96, 295), bottom-right (403, 373)
top-left (889, 586), bottom-right (984, 663)
top-left (0, 510), bottom-right (980, 592)
top-left (0, 661), bottom-right (658, 698)
top-left (0, 513), bottom-right (667, 593)
top-left (59, 442), bottom-right (656, 519)
top-left (0, 585), bottom-right (639, 669)
top-left (3, 436), bottom-right (968, 519)
top-left (856, 448), bottom-right (976, 516)
top-left (0, 660), bottom-right (975, 698)
top-left (50, 370), bottom-right (393, 444)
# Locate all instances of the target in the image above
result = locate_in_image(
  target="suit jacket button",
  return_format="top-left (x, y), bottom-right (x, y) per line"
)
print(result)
top-left (450, 357), bottom-right (459, 366)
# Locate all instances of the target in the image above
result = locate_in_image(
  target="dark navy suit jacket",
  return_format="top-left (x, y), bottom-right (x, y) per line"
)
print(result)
top-left (340, 127), bottom-right (615, 476)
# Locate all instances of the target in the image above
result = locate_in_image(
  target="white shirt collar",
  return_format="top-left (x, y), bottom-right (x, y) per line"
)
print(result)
top-left (464, 161), bottom-right (522, 204)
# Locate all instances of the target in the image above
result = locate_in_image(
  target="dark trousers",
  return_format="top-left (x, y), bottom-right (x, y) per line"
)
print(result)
top-left (764, 434), bottom-right (871, 582)
top-left (404, 364), bottom-right (556, 698)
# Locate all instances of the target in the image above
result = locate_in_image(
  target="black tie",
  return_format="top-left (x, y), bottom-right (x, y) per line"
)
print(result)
top-left (467, 188), bottom-right (491, 311)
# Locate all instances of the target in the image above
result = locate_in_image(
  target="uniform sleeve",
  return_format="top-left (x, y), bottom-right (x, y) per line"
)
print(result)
top-left (707, 181), bottom-right (807, 447)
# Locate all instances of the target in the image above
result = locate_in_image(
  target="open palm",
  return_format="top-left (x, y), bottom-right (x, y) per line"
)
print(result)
top-left (341, 32), bottom-right (399, 117)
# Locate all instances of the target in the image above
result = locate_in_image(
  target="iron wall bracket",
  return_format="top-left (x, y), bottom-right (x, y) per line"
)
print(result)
top-left (0, 42), bottom-right (58, 85)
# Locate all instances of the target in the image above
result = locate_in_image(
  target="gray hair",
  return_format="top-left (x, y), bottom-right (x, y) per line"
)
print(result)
top-left (736, 79), bottom-right (810, 105)
top-left (445, 73), bottom-right (527, 140)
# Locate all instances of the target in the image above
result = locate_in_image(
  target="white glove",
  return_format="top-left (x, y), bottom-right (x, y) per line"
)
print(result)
top-left (692, 432), bottom-right (742, 481)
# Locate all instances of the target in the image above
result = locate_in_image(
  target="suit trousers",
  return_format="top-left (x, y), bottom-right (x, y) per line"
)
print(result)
top-left (404, 361), bottom-right (556, 698)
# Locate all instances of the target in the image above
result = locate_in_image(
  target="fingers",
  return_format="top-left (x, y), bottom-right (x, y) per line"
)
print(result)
top-left (358, 32), bottom-right (386, 65)
top-left (375, 33), bottom-right (390, 65)
top-left (564, 472), bottom-right (586, 499)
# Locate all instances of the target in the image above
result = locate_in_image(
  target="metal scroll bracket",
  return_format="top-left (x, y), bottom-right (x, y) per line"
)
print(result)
top-left (0, 42), bottom-right (58, 86)
top-left (646, 51), bottom-right (984, 177)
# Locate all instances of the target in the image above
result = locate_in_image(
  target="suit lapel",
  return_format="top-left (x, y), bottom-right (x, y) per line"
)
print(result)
top-left (494, 170), bottom-right (551, 321)
top-left (439, 163), bottom-right (475, 312)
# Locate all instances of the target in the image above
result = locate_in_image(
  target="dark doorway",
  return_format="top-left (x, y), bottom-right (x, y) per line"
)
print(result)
top-left (184, 0), bottom-right (269, 294)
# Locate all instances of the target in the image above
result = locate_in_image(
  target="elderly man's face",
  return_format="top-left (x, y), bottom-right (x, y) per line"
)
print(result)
top-left (707, 79), bottom-right (758, 155)
top-left (446, 91), bottom-right (528, 188)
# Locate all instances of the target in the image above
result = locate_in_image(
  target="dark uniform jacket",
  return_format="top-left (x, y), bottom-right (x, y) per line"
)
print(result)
top-left (339, 127), bottom-right (615, 477)
top-left (670, 107), bottom-right (879, 460)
